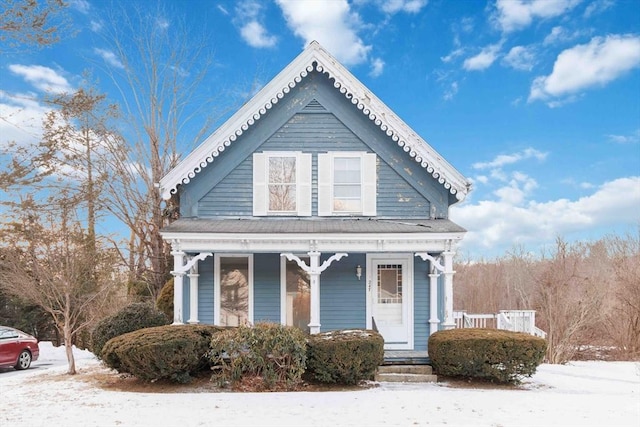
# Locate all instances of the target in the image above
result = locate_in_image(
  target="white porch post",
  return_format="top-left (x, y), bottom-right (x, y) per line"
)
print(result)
top-left (441, 251), bottom-right (456, 330)
top-left (281, 251), bottom-right (348, 335)
top-left (171, 248), bottom-right (185, 325)
top-left (308, 252), bottom-right (322, 335)
top-left (187, 264), bottom-right (199, 324)
top-left (428, 271), bottom-right (441, 335)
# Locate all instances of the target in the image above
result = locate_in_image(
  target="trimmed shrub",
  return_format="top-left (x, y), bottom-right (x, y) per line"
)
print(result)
top-left (306, 329), bottom-right (384, 385)
top-left (91, 302), bottom-right (169, 359)
top-left (102, 324), bottom-right (225, 383)
top-left (156, 279), bottom-right (174, 321)
top-left (209, 323), bottom-right (307, 390)
top-left (428, 328), bottom-right (547, 384)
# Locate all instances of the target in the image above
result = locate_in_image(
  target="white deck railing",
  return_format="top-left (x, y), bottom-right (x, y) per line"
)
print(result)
top-left (453, 310), bottom-right (547, 339)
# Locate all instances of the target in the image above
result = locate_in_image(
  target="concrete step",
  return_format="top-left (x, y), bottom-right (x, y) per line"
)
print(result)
top-left (374, 372), bottom-right (438, 383)
top-left (377, 365), bottom-right (433, 375)
top-left (375, 364), bottom-right (437, 383)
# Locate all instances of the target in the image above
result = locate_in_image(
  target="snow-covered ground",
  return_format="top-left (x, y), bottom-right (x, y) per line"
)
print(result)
top-left (0, 342), bottom-right (638, 427)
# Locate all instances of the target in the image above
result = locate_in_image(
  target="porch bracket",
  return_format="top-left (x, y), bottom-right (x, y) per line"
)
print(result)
top-left (173, 252), bottom-right (213, 275)
top-left (414, 253), bottom-right (445, 272)
top-left (281, 252), bottom-right (348, 335)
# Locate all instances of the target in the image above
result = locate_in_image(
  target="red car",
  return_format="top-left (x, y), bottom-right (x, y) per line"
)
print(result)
top-left (0, 326), bottom-right (40, 370)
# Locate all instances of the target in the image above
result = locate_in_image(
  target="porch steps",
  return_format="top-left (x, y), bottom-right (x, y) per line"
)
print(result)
top-left (375, 364), bottom-right (438, 383)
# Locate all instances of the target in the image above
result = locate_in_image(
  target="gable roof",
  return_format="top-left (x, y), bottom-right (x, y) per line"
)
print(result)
top-left (159, 41), bottom-right (471, 202)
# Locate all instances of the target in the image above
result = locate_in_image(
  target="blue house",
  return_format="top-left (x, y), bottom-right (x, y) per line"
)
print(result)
top-left (159, 41), bottom-right (471, 351)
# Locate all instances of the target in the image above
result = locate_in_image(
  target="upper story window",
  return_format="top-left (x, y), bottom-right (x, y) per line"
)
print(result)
top-left (318, 152), bottom-right (377, 216)
top-left (268, 156), bottom-right (297, 212)
top-left (253, 152), bottom-right (311, 216)
top-left (333, 157), bottom-right (362, 212)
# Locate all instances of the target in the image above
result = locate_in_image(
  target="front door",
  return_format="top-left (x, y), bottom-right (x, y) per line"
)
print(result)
top-left (367, 254), bottom-right (413, 350)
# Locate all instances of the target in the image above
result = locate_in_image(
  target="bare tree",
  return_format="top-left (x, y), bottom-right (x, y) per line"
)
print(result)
top-left (604, 231), bottom-right (640, 359)
top-left (0, 198), bottom-right (120, 374)
top-left (0, 0), bottom-right (71, 52)
top-left (92, 4), bottom-right (222, 296)
top-left (533, 238), bottom-right (603, 363)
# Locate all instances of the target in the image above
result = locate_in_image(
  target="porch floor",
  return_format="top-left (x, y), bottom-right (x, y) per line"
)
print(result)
top-left (383, 350), bottom-right (430, 365)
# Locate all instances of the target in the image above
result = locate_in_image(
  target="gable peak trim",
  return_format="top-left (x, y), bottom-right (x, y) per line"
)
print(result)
top-left (160, 41), bottom-right (471, 201)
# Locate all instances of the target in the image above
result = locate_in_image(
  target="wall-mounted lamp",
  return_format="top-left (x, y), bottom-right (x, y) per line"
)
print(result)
top-left (356, 265), bottom-right (362, 280)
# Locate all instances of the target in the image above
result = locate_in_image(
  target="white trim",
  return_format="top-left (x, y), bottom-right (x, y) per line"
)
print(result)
top-left (366, 253), bottom-right (414, 350)
top-left (214, 254), bottom-right (254, 326)
top-left (159, 41), bottom-right (470, 202)
top-left (163, 231), bottom-right (464, 253)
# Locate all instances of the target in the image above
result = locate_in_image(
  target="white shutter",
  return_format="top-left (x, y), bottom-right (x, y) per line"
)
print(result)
top-left (362, 153), bottom-right (377, 216)
top-left (298, 153), bottom-right (312, 216)
top-left (252, 153), bottom-right (267, 216)
top-left (317, 153), bottom-right (332, 216)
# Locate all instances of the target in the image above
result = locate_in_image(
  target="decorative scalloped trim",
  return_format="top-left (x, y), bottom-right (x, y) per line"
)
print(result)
top-left (163, 61), bottom-right (466, 201)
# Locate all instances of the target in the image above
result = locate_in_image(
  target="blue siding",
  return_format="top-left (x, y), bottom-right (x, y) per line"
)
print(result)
top-left (319, 253), bottom-right (367, 332)
top-left (178, 70), bottom-right (450, 219)
top-left (254, 253), bottom-right (281, 323)
top-left (182, 276), bottom-right (190, 323)
top-left (198, 257), bottom-right (214, 325)
top-left (414, 258), bottom-right (430, 351)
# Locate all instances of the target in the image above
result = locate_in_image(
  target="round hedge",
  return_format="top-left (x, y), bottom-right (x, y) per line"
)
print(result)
top-left (306, 329), bottom-right (384, 385)
top-left (101, 324), bottom-right (226, 383)
top-left (156, 278), bottom-right (174, 321)
top-left (91, 302), bottom-right (169, 359)
top-left (428, 328), bottom-right (547, 383)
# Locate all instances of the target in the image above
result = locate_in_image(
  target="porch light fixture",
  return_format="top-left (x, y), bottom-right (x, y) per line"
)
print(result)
top-left (356, 265), bottom-right (362, 280)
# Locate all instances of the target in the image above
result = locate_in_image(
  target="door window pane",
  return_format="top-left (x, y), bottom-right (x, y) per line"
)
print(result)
top-left (377, 264), bottom-right (403, 304)
top-left (268, 156), bottom-right (296, 212)
top-left (285, 258), bottom-right (310, 333)
top-left (220, 257), bottom-right (249, 327)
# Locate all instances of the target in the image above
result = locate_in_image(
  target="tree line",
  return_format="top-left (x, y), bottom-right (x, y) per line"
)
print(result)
top-left (454, 233), bottom-right (640, 363)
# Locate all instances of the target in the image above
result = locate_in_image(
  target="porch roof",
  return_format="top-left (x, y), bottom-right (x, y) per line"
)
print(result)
top-left (161, 218), bottom-right (466, 234)
top-left (161, 218), bottom-right (465, 253)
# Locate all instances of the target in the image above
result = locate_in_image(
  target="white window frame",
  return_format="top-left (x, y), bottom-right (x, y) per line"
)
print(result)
top-left (214, 254), bottom-right (254, 326)
top-left (253, 151), bottom-right (311, 216)
top-left (318, 151), bottom-right (377, 216)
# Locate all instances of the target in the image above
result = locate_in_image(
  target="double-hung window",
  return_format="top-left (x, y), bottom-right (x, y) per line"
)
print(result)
top-left (253, 152), bottom-right (311, 216)
top-left (318, 152), bottom-right (377, 216)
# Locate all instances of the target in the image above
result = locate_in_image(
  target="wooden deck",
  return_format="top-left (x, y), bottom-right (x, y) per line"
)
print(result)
top-left (383, 350), bottom-right (430, 365)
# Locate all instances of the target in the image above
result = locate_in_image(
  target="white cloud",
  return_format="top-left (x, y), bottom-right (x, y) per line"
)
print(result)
top-left (94, 48), bottom-right (125, 69)
top-left (441, 47), bottom-right (464, 63)
top-left (529, 35), bottom-right (640, 104)
top-left (543, 26), bottom-right (590, 46)
top-left (8, 64), bottom-right (73, 93)
top-left (276, 0), bottom-right (371, 66)
top-left (451, 176), bottom-right (640, 255)
top-left (369, 57), bottom-right (385, 77)
top-left (90, 20), bottom-right (103, 32)
top-left (502, 45), bottom-right (536, 71)
top-left (69, 0), bottom-right (90, 14)
top-left (492, 0), bottom-right (582, 33)
top-left (472, 148), bottom-right (548, 170)
top-left (236, 1), bottom-right (278, 49)
top-left (0, 91), bottom-right (48, 147)
top-left (443, 81), bottom-right (458, 101)
top-left (240, 21), bottom-right (278, 48)
top-left (607, 129), bottom-right (640, 144)
top-left (463, 43), bottom-right (502, 71)
top-left (584, 0), bottom-right (614, 18)
top-left (376, 0), bottom-right (428, 14)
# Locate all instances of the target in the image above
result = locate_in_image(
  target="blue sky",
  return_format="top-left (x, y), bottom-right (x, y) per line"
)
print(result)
top-left (1, 0), bottom-right (639, 259)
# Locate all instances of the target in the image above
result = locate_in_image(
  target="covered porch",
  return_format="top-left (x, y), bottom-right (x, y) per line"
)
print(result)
top-left (162, 218), bottom-right (465, 350)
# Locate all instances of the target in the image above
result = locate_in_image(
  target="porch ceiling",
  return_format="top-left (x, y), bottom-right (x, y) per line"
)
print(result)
top-left (161, 218), bottom-right (466, 253)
